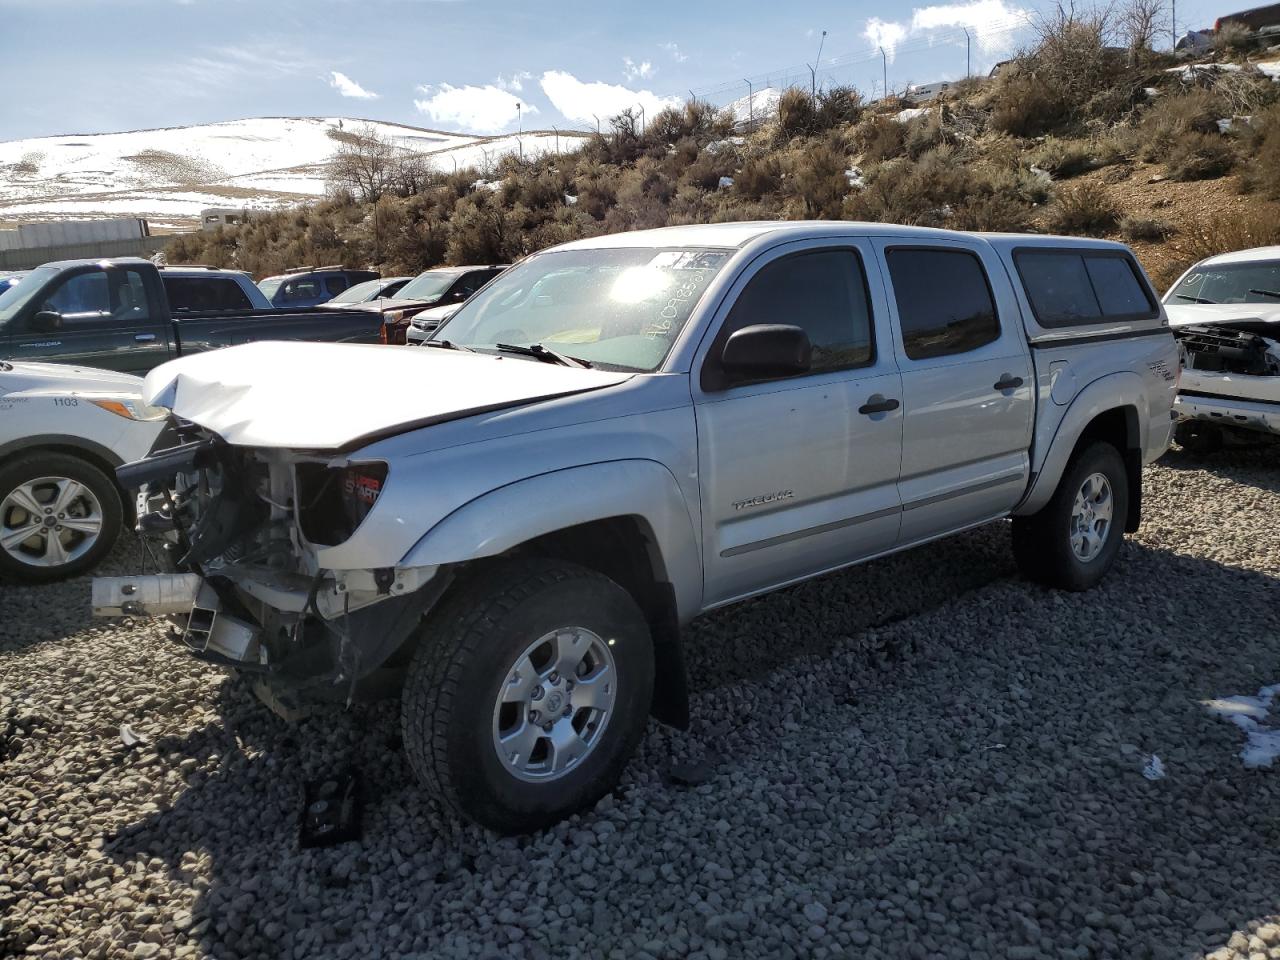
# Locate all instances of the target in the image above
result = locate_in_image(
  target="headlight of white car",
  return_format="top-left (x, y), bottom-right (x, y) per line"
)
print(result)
top-left (89, 398), bottom-right (169, 421)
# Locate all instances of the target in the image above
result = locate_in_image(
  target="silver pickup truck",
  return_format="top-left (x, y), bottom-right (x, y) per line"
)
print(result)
top-left (94, 222), bottom-right (1178, 832)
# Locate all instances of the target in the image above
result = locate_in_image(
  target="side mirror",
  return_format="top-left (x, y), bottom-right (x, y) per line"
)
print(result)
top-left (720, 324), bottom-right (812, 383)
top-left (31, 310), bottom-right (63, 333)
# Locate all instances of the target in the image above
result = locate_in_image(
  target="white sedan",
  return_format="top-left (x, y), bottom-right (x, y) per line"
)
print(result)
top-left (0, 360), bottom-right (169, 582)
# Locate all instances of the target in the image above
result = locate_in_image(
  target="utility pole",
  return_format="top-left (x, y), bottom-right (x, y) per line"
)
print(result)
top-left (963, 27), bottom-right (971, 77)
top-left (517, 102), bottom-right (522, 134)
top-left (744, 78), bottom-right (753, 127)
top-left (808, 64), bottom-right (817, 100)
top-left (879, 46), bottom-right (888, 99)
top-left (552, 125), bottom-right (559, 153)
top-left (1171, 0), bottom-right (1177, 48)
top-left (814, 29), bottom-right (827, 98)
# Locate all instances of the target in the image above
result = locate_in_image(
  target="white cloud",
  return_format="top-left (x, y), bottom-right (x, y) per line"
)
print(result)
top-left (862, 0), bottom-right (1029, 64)
top-left (496, 71), bottom-right (532, 93)
top-left (660, 41), bottom-right (688, 63)
top-left (539, 70), bottom-right (680, 126)
top-left (623, 57), bottom-right (654, 82)
top-left (863, 17), bottom-right (909, 61)
top-left (413, 82), bottom-right (533, 134)
top-left (329, 71), bottom-right (379, 100)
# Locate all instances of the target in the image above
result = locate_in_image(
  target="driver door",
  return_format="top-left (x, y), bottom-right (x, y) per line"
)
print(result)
top-left (11, 265), bottom-right (172, 373)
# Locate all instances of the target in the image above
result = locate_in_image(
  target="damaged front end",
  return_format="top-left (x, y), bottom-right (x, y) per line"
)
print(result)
top-left (1173, 323), bottom-right (1280, 438)
top-left (93, 431), bottom-right (447, 699)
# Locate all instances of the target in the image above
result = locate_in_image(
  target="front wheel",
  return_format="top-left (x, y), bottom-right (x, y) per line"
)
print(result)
top-left (401, 560), bottom-right (654, 833)
top-left (1012, 442), bottom-right (1130, 592)
top-left (0, 452), bottom-right (123, 584)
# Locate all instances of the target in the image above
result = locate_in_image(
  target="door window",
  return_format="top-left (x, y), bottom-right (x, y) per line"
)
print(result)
top-left (37, 269), bottom-right (151, 328)
top-left (704, 249), bottom-right (874, 390)
top-left (282, 279), bottom-right (319, 302)
top-left (886, 248), bottom-right (1000, 360)
top-left (325, 276), bottom-right (349, 296)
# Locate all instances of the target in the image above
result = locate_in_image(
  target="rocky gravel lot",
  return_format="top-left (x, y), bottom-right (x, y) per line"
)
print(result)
top-left (2, 445), bottom-right (1279, 960)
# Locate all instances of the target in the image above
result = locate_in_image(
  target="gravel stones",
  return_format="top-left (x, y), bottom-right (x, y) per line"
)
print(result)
top-left (2, 445), bottom-right (1279, 959)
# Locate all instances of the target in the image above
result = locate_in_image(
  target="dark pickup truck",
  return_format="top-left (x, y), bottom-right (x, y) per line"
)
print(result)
top-left (0, 258), bottom-right (384, 374)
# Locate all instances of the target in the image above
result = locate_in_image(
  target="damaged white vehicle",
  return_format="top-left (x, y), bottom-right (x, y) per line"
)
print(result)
top-left (94, 222), bottom-right (1177, 832)
top-left (1165, 246), bottom-right (1280, 452)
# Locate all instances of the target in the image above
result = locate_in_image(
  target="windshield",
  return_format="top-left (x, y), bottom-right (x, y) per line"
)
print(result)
top-left (397, 271), bottom-right (460, 302)
top-left (1168, 260), bottom-right (1280, 305)
top-left (258, 279), bottom-right (283, 300)
top-left (0, 265), bottom-right (58, 323)
top-left (327, 278), bottom-right (385, 303)
top-left (434, 247), bottom-right (732, 372)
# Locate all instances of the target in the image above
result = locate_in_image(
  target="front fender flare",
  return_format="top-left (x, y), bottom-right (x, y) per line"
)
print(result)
top-left (400, 459), bottom-right (703, 624)
top-left (1016, 372), bottom-right (1144, 517)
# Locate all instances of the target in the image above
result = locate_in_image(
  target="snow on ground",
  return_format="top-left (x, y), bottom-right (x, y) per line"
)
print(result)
top-left (725, 88), bottom-right (784, 127)
top-left (0, 117), bottom-right (587, 228)
top-left (1204, 684), bottom-right (1280, 768)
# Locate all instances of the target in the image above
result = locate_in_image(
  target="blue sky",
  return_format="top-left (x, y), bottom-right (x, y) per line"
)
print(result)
top-left (0, 0), bottom-right (1227, 141)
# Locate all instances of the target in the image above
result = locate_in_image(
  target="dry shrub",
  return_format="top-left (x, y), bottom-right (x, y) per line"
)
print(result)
top-left (1120, 215), bottom-right (1174, 241)
top-left (1045, 181), bottom-right (1120, 235)
top-left (775, 88), bottom-right (819, 142)
top-left (1163, 132), bottom-right (1237, 181)
top-left (1239, 105), bottom-right (1280, 199)
top-left (853, 115), bottom-right (906, 161)
top-left (786, 139), bottom-right (850, 218)
top-left (1213, 21), bottom-right (1254, 56)
top-left (1138, 89), bottom-right (1224, 161)
top-left (816, 85), bottom-right (865, 130)
top-left (989, 74), bottom-right (1071, 137)
top-left (1031, 138), bottom-right (1099, 178)
top-left (735, 154), bottom-right (783, 200)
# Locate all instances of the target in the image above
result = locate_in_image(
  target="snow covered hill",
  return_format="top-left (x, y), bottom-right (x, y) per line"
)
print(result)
top-left (0, 117), bottom-right (588, 230)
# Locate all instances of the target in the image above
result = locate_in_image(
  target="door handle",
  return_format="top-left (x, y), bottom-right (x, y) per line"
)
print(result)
top-left (993, 375), bottom-right (1023, 391)
top-left (858, 396), bottom-right (900, 416)
top-left (134, 333), bottom-right (157, 342)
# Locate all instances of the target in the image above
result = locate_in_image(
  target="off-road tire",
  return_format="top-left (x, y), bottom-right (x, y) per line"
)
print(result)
top-left (1012, 442), bottom-right (1129, 592)
top-left (401, 559), bottom-right (654, 833)
top-left (0, 452), bottom-right (123, 584)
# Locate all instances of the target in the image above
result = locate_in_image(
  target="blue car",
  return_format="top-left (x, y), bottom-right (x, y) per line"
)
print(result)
top-left (257, 265), bottom-right (379, 308)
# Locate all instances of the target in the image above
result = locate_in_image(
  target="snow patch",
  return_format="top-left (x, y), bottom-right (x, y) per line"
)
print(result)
top-left (717, 176), bottom-right (734, 190)
top-left (704, 137), bottom-right (745, 155)
top-left (1204, 684), bottom-right (1280, 768)
top-left (845, 166), bottom-right (865, 188)
top-left (895, 107), bottom-right (931, 124)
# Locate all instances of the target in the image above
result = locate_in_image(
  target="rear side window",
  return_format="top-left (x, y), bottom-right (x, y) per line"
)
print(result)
top-left (707, 249), bottom-right (874, 388)
top-left (163, 276), bottom-right (253, 313)
top-left (885, 248), bottom-right (1000, 361)
top-left (1016, 250), bottom-right (1157, 327)
top-left (283, 279), bottom-right (319, 302)
top-left (325, 276), bottom-right (349, 296)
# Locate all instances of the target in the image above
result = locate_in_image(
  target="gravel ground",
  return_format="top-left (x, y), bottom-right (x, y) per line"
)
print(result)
top-left (2, 445), bottom-right (1279, 960)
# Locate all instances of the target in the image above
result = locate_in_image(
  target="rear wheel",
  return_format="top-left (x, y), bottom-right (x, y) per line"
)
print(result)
top-left (0, 452), bottom-right (123, 584)
top-left (1012, 442), bottom-right (1129, 592)
top-left (401, 559), bottom-right (654, 833)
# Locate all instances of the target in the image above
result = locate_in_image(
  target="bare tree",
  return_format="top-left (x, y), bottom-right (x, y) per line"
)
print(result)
top-left (1117, 0), bottom-right (1167, 60)
top-left (327, 124), bottom-right (397, 203)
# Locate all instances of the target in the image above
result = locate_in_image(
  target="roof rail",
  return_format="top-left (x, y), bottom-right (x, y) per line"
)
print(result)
top-left (316, 263), bottom-right (346, 271)
top-left (284, 265), bottom-right (315, 274)
top-left (158, 264), bottom-right (218, 270)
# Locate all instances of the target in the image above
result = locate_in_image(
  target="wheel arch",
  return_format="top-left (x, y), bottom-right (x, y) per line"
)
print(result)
top-left (1017, 373), bottom-right (1145, 531)
top-left (0, 435), bottom-right (130, 520)
top-left (400, 460), bottom-right (702, 729)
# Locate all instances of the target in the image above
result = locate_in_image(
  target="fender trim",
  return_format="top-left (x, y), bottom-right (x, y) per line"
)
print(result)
top-left (0, 433), bottom-right (125, 469)
top-left (1015, 373), bottom-right (1144, 517)
top-left (400, 459), bottom-right (704, 624)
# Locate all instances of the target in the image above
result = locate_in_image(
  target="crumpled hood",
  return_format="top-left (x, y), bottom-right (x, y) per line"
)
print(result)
top-left (142, 340), bottom-right (633, 450)
top-left (1, 360), bottom-right (144, 398)
top-left (1166, 303), bottom-right (1280, 329)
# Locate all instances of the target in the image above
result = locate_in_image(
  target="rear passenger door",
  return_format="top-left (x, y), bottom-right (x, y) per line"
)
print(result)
top-left (694, 241), bottom-right (903, 607)
top-left (874, 241), bottom-right (1034, 544)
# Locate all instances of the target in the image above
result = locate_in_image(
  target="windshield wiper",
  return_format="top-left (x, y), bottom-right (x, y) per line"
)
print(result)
top-left (1248, 288), bottom-right (1280, 300)
top-left (423, 339), bottom-right (475, 353)
top-left (494, 343), bottom-right (592, 368)
top-left (1174, 294), bottom-right (1216, 304)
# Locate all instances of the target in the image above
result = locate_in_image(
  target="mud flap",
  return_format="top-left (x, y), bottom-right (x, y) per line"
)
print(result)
top-left (647, 583), bottom-right (690, 730)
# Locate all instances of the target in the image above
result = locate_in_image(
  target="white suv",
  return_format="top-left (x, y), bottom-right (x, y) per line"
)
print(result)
top-left (0, 360), bottom-right (169, 582)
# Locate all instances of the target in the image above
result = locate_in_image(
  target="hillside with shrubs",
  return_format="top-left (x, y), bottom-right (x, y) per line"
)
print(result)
top-left (167, 6), bottom-right (1280, 292)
